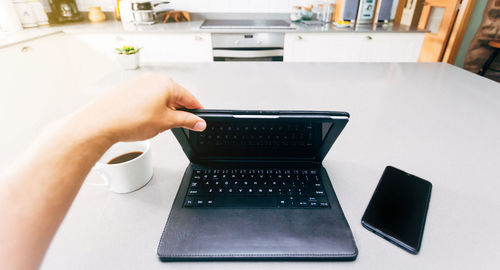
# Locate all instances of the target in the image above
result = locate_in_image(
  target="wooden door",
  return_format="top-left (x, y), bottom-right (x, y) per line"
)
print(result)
top-left (442, 0), bottom-right (477, 64)
top-left (418, 0), bottom-right (461, 62)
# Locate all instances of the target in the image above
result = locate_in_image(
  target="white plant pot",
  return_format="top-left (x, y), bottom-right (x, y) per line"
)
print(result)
top-left (117, 53), bottom-right (140, 70)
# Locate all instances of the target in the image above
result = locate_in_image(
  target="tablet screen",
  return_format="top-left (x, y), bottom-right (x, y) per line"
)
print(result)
top-left (182, 118), bottom-right (333, 158)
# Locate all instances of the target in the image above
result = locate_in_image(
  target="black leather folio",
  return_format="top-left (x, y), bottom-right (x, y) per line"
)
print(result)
top-left (157, 110), bottom-right (358, 261)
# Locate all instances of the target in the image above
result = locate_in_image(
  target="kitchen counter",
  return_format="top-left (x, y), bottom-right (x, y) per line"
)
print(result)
top-left (1, 62), bottom-right (494, 269)
top-left (0, 15), bottom-right (425, 49)
top-left (54, 19), bottom-right (423, 34)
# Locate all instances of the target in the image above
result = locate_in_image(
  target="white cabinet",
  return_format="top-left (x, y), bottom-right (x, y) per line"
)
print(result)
top-left (128, 33), bottom-right (213, 63)
top-left (284, 33), bottom-right (425, 62)
top-left (284, 33), bottom-right (362, 62)
top-left (358, 33), bottom-right (425, 62)
top-left (71, 33), bottom-right (213, 63)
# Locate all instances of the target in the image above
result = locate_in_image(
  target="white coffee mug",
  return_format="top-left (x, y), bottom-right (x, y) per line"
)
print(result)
top-left (92, 140), bottom-right (153, 193)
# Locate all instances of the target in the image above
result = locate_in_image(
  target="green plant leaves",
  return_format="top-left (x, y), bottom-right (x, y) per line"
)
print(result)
top-left (115, 46), bottom-right (142, 55)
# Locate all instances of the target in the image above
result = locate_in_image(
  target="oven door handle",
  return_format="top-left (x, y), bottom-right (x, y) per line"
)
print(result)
top-left (212, 49), bottom-right (284, 58)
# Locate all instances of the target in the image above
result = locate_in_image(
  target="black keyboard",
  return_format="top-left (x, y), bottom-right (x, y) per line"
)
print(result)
top-left (198, 123), bottom-right (315, 147)
top-left (184, 169), bottom-right (330, 208)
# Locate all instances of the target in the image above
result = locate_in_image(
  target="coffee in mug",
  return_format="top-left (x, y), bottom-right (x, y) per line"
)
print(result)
top-left (91, 140), bottom-right (152, 193)
top-left (107, 151), bottom-right (144, 164)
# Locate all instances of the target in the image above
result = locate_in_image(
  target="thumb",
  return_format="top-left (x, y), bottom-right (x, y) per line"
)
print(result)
top-left (167, 110), bottom-right (206, 132)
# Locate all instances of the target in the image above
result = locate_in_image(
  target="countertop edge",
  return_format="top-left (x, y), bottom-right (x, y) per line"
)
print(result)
top-left (0, 20), bottom-right (426, 48)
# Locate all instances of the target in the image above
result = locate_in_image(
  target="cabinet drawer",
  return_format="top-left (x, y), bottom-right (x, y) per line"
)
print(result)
top-left (358, 33), bottom-right (425, 62)
top-left (284, 33), bottom-right (425, 62)
top-left (285, 33), bottom-right (364, 62)
top-left (128, 33), bottom-right (213, 63)
top-left (71, 33), bottom-right (213, 63)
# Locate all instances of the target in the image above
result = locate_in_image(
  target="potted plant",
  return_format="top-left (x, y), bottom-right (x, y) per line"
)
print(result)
top-left (115, 45), bottom-right (142, 70)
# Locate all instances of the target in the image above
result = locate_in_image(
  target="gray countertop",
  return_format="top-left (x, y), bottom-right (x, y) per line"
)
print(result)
top-left (12, 62), bottom-right (495, 269)
top-left (0, 14), bottom-right (425, 48)
top-left (50, 19), bottom-right (424, 34)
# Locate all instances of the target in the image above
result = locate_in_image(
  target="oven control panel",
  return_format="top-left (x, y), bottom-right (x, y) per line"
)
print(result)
top-left (211, 33), bottom-right (285, 48)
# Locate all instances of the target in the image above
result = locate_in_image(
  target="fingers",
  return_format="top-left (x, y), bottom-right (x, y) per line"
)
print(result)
top-left (166, 110), bottom-right (206, 132)
top-left (171, 81), bottom-right (204, 109)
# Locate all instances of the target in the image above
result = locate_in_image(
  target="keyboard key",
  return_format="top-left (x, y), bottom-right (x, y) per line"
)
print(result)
top-left (317, 198), bottom-right (329, 207)
top-left (314, 189), bottom-right (325, 196)
top-left (184, 197), bottom-right (195, 207)
top-left (279, 199), bottom-right (287, 207)
top-left (298, 201), bottom-right (309, 207)
top-left (219, 197), bottom-right (277, 207)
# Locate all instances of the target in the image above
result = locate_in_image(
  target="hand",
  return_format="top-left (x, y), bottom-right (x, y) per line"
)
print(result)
top-left (75, 73), bottom-right (206, 143)
top-left (0, 73), bottom-right (207, 269)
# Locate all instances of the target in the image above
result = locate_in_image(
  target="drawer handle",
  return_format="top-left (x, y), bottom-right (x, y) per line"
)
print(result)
top-left (194, 35), bottom-right (203, 40)
top-left (21, 46), bottom-right (32, 53)
top-left (297, 35), bottom-right (303, 40)
top-left (366, 35), bottom-right (373, 40)
top-left (115, 36), bottom-right (125, 41)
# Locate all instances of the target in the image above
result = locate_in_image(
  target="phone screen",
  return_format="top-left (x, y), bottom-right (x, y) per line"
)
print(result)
top-left (361, 166), bottom-right (432, 254)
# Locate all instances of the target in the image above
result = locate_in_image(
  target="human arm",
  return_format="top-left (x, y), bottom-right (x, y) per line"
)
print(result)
top-left (0, 73), bottom-right (206, 270)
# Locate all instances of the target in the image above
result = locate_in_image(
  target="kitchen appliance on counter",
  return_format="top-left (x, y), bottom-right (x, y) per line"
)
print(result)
top-left (13, 0), bottom-right (38, 28)
top-left (48, 0), bottom-right (82, 23)
top-left (341, 0), bottom-right (378, 24)
top-left (356, 0), bottom-right (377, 24)
top-left (374, 0), bottom-right (393, 22)
top-left (342, 0), bottom-right (361, 22)
top-left (211, 33), bottom-right (284, 62)
top-left (132, 1), bottom-right (170, 24)
top-left (120, 0), bottom-right (171, 26)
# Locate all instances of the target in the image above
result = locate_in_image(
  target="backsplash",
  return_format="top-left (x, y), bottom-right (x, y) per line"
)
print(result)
top-left (40, 0), bottom-right (305, 13)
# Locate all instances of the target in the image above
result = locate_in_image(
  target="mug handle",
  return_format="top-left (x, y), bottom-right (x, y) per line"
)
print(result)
top-left (86, 163), bottom-right (109, 186)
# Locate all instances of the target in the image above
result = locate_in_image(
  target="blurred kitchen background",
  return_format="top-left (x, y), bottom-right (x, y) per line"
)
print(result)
top-left (0, 0), bottom-right (499, 81)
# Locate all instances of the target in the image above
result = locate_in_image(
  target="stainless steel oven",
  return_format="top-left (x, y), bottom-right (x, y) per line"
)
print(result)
top-left (211, 33), bottom-right (284, 62)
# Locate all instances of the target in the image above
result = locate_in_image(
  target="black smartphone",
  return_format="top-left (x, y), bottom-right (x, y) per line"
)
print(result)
top-left (361, 166), bottom-right (432, 254)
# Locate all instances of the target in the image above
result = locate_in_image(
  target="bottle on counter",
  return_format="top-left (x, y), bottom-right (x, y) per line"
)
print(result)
top-left (0, 0), bottom-right (23, 32)
top-left (13, 0), bottom-right (38, 28)
top-left (88, 6), bottom-right (106, 23)
top-left (114, 0), bottom-right (122, 20)
top-left (301, 5), bottom-right (313, 21)
top-left (316, 3), bottom-right (324, 22)
top-left (290, 5), bottom-right (302, 22)
top-left (322, 1), bottom-right (335, 23)
top-left (29, 0), bottom-right (49, 26)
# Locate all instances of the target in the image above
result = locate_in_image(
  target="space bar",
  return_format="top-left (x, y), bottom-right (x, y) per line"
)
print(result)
top-left (218, 197), bottom-right (277, 207)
